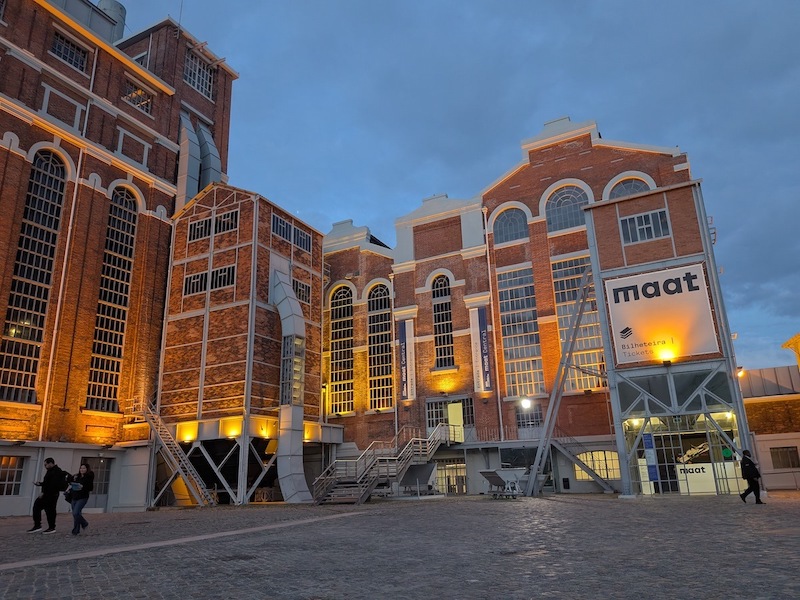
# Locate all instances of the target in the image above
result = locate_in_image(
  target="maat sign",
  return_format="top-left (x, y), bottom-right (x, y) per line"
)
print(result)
top-left (604, 263), bottom-right (719, 365)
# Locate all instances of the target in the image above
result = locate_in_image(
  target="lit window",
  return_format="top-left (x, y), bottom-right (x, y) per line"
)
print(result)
top-left (516, 402), bottom-right (543, 428)
top-left (574, 451), bottom-right (620, 481)
top-left (0, 456), bottom-right (24, 495)
top-left (368, 285), bottom-right (392, 410)
top-left (184, 51), bottom-right (214, 100)
top-left (86, 188), bottom-right (137, 413)
top-left (51, 32), bottom-right (88, 72)
top-left (497, 268), bottom-right (544, 397)
top-left (609, 178), bottom-right (651, 199)
top-left (546, 185), bottom-right (589, 232)
top-left (493, 208), bottom-right (528, 244)
top-left (122, 80), bottom-right (153, 115)
top-left (770, 446), bottom-right (800, 469)
top-left (188, 218), bottom-right (212, 242)
top-left (620, 209), bottom-right (670, 244)
top-left (432, 276), bottom-right (454, 369)
top-left (0, 151), bottom-right (66, 404)
top-left (552, 257), bottom-right (604, 391)
top-left (330, 287), bottom-right (354, 414)
top-left (214, 210), bottom-right (238, 234)
top-left (210, 265), bottom-right (235, 289)
top-left (271, 214), bottom-right (292, 241)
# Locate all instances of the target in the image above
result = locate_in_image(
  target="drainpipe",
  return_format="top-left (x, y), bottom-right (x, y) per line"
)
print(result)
top-left (481, 207), bottom-right (504, 441)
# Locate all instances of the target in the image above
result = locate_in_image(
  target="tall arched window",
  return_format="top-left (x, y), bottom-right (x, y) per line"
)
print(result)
top-left (330, 286), bottom-right (354, 414)
top-left (493, 208), bottom-right (528, 244)
top-left (609, 178), bottom-right (650, 199)
top-left (368, 284), bottom-right (393, 410)
top-left (86, 188), bottom-right (138, 412)
top-left (0, 150), bottom-right (66, 404)
top-left (432, 275), bottom-right (454, 369)
top-left (545, 185), bottom-right (589, 232)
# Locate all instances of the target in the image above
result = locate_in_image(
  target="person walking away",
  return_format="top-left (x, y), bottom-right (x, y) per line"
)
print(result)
top-left (739, 449), bottom-right (764, 504)
top-left (68, 463), bottom-right (94, 535)
top-left (28, 458), bottom-right (68, 534)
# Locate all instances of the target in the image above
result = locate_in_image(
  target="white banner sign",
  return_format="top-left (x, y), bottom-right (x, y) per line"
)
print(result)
top-left (605, 263), bottom-right (719, 365)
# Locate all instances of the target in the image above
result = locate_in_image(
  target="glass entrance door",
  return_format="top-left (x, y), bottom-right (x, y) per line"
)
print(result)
top-left (80, 456), bottom-right (112, 510)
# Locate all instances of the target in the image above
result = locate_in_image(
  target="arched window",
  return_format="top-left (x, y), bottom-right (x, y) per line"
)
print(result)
top-left (545, 185), bottom-right (589, 232)
top-left (493, 208), bottom-right (528, 244)
top-left (86, 188), bottom-right (138, 413)
top-left (330, 286), bottom-right (354, 414)
top-left (0, 150), bottom-right (66, 404)
top-left (609, 178), bottom-right (650, 199)
top-left (368, 285), bottom-right (392, 410)
top-left (432, 275), bottom-right (454, 369)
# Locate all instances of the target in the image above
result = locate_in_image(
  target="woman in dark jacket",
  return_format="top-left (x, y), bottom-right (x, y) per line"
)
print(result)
top-left (69, 463), bottom-right (95, 535)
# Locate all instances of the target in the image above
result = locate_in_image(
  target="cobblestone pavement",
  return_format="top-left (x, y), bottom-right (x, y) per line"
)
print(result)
top-left (1, 491), bottom-right (798, 600)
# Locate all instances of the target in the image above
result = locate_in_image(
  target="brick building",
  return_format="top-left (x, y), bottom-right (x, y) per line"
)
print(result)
top-left (0, 0), bottom-right (235, 515)
top-left (322, 117), bottom-right (751, 497)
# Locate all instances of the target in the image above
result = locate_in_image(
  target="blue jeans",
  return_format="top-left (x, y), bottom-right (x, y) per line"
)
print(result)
top-left (71, 497), bottom-right (89, 532)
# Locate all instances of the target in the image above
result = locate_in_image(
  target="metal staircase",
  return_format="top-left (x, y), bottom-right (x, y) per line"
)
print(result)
top-left (524, 266), bottom-right (614, 496)
top-left (131, 398), bottom-right (217, 507)
top-left (551, 424), bottom-right (615, 493)
top-left (313, 423), bottom-right (453, 504)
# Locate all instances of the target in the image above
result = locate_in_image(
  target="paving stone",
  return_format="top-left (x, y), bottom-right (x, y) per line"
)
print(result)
top-left (0, 492), bottom-right (798, 599)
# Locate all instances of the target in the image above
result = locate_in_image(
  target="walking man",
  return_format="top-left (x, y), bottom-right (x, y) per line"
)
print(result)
top-left (28, 458), bottom-right (67, 534)
top-left (739, 449), bottom-right (764, 504)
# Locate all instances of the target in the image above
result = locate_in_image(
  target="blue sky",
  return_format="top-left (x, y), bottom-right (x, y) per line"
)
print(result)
top-left (123, 1), bottom-right (800, 370)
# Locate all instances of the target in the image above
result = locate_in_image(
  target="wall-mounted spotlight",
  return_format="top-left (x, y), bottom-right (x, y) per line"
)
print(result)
top-left (662, 360), bottom-right (672, 367)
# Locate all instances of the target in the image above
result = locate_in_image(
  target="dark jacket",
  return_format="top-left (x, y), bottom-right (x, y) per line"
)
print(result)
top-left (741, 455), bottom-right (760, 480)
top-left (70, 472), bottom-right (94, 501)
top-left (41, 464), bottom-right (68, 497)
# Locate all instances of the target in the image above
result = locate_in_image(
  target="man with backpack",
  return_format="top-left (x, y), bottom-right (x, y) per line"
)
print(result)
top-left (27, 457), bottom-right (68, 534)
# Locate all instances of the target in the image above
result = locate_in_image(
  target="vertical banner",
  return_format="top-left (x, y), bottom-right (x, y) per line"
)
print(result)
top-left (478, 306), bottom-right (492, 391)
top-left (470, 307), bottom-right (493, 392)
top-left (399, 320), bottom-right (408, 399)
top-left (398, 319), bottom-right (416, 400)
top-left (643, 433), bottom-right (659, 483)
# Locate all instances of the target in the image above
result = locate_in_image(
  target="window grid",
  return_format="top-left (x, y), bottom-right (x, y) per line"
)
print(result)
top-left (770, 446), bottom-right (800, 469)
top-left (51, 32), bottom-right (88, 72)
top-left (516, 402), bottom-right (543, 428)
top-left (214, 210), bottom-right (238, 235)
top-left (574, 451), bottom-right (620, 481)
top-left (272, 214), bottom-right (292, 241)
top-left (552, 257), bottom-right (605, 391)
top-left (0, 456), bottom-right (24, 495)
top-left (188, 218), bottom-right (211, 242)
top-left (122, 80), bottom-right (153, 115)
top-left (330, 287), bottom-right (354, 414)
top-left (497, 268), bottom-right (544, 396)
top-left (293, 227), bottom-right (312, 252)
top-left (210, 265), bottom-right (235, 290)
top-left (432, 276), bottom-right (454, 368)
top-left (183, 272), bottom-right (208, 296)
top-left (292, 280), bottom-right (311, 304)
top-left (0, 151), bottom-right (66, 404)
top-left (545, 185), bottom-right (589, 232)
top-left (620, 209), bottom-right (670, 244)
top-left (609, 178), bottom-right (650, 199)
top-left (0, 0), bottom-right (6, 21)
top-left (493, 208), bottom-right (528, 244)
top-left (368, 285), bottom-right (393, 410)
top-left (426, 398), bottom-right (475, 429)
top-left (183, 51), bottom-right (214, 100)
top-left (86, 188), bottom-right (137, 413)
